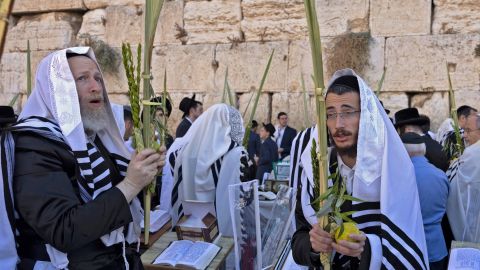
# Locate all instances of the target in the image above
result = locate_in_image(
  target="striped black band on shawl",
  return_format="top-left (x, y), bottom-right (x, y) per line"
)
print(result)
top-left (1, 130), bottom-right (16, 237)
top-left (171, 140), bottom-right (240, 220)
top-left (446, 157), bottom-right (460, 183)
top-left (11, 116), bottom-right (128, 203)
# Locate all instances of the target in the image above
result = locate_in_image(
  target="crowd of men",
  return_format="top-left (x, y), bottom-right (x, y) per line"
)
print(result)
top-left (0, 46), bottom-right (479, 270)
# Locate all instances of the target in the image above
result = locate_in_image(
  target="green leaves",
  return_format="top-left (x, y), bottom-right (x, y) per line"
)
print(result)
top-left (446, 63), bottom-right (464, 159)
top-left (375, 67), bottom-right (386, 97)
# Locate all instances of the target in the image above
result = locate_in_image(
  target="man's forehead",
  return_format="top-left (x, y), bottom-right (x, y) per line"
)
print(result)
top-left (67, 55), bottom-right (99, 72)
top-left (326, 92), bottom-right (360, 109)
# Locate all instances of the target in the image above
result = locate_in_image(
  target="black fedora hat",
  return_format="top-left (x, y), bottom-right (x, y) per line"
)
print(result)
top-left (262, 123), bottom-right (275, 136)
top-left (0, 106), bottom-right (17, 125)
top-left (179, 94), bottom-right (197, 118)
top-left (394, 108), bottom-right (428, 128)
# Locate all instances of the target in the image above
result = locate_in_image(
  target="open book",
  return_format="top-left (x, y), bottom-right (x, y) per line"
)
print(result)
top-left (448, 241), bottom-right (480, 270)
top-left (140, 209), bottom-right (170, 233)
top-left (153, 240), bottom-right (220, 270)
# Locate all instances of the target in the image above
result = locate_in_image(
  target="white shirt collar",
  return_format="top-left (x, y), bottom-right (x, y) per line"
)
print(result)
top-left (336, 154), bottom-right (356, 195)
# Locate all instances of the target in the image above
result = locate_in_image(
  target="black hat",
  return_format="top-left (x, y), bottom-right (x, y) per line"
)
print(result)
top-left (179, 94), bottom-right (197, 118)
top-left (400, 132), bottom-right (425, 144)
top-left (394, 108), bottom-right (428, 128)
top-left (379, 100), bottom-right (390, 115)
top-left (262, 123), bottom-right (275, 136)
top-left (0, 106), bottom-right (17, 125)
top-left (251, 120), bottom-right (258, 128)
top-left (150, 96), bottom-right (172, 117)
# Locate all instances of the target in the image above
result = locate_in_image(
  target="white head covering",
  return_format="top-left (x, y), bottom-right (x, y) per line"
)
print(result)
top-left (17, 47), bottom-right (139, 269)
top-left (170, 103), bottom-right (246, 236)
top-left (291, 69), bottom-right (429, 269)
top-left (447, 140), bottom-right (480, 242)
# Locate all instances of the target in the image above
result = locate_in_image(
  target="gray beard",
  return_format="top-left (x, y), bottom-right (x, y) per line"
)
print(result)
top-left (81, 105), bottom-right (109, 133)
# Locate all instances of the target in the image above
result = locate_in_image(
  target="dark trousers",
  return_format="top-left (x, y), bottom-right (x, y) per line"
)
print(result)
top-left (430, 256), bottom-right (448, 270)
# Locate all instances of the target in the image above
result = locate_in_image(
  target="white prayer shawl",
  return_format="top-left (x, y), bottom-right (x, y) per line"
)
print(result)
top-left (290, 68), bottom-right (429, 269)
top-left (447, 140), bottom-right (480, 242)
top-left (17, 47), bottom-right (141, 269)
top-left (436, 118), bottom-right (454, 145)
top-left (111, 103), bottom-right (126, 139)
top-left (170, 104), bottom-right (246, 236)
top-left (0, 160), bottom-right (17, 269)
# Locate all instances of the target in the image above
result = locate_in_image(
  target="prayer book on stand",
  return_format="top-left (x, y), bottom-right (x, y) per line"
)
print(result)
top-left (447, 241), bottom-right (480, 269)
top-left (152, 240), bottom-right (221, 270)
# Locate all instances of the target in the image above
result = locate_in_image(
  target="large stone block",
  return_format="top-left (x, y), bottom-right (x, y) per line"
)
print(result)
top-left (184, 0), bottom-right (242, 44)
top-left (5, 12), bottom-right (82, 52)
top-left (272, 92), bottom-right (316, 131)
top-left (287, 35), bottom-right (385, 93)
top-left (151, 44), bottom-right (216, 92)
top-left (105, 5), bottom-right (143, 47)
top-left (384, 34), bottom-right (480, 92)
top-left (154, 0), bottom-right (184, 45)
top-left (214, 42), bottom-right (289, 93)
top-left (12, 0), bottom-right (85, 14)
top-left (433, 0), bottom-right (480, 34)
top-left (241, 0), bottom-right (307, 42)
top-left (77, 9), bottom-right (107, 40)
top-left (454, 89), bottom-right (480, 111)
top-left (83, 0), bottom-right (144, 9)
top-left (411, 92), bottom-right (449, 131)
top-left (370, 0), bottom-right (431, 37)
top-left (376, 92), bottom-right (408, 117)
top-left (238, 92), bottom-right (271, 125)
top-left (317, 0), bottom-right (370, 37)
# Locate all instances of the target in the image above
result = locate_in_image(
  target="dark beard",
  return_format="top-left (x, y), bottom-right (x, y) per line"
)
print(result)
top-left (335, 142), bottom-right (357, 159)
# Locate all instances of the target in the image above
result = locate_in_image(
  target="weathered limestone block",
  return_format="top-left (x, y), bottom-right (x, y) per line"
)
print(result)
top-left (411, 92), bottom-right (449, 131)
top-left (241, 0), bottom-right (307, 42)
top-left (5, 12), bottom-right (82, 52)
top-left (151, 44), bottom-right (216, 92)
top-left (376, 92), bottom-right (408, 117)
top-left (272, 92), bottom-right (316, 131)
top-left (455, 89), bottom-right (480, 110)
top-left (12, 0), bottom-right (85, 14)
top-left (433, 0), bottom-right (480, 34)
top-left (77, 9), bottom-right (107, 40)
top-left (287, 36), bottom-right (385, 93)
top-left (154, 0), bottom-right (184, 45)
top-left (238, 93), bottom-right (271, 124)
top-left (317, 0), bottom-right (370, 37)
top-left (0, 53), bottom-right (26, 95)
top-left (214, 42), bottom-right (289, 93)
top-left (83, 0), bottom-right (143, 9)
top-left (105, 5), bottom-right (143, 47)
top-left (384, 34), bottom-right (480, 92)
top-left (184, 0), bottom-right (242, 44)
top-left (370, 0), bottom-right (431, 37)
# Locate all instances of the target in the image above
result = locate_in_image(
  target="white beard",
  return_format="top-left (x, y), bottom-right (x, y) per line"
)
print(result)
top-left (81, 104), bottom-right (109, 133)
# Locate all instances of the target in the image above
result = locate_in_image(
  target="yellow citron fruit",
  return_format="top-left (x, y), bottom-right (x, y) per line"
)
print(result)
top-left (334, 222), bottom-right (360, 242)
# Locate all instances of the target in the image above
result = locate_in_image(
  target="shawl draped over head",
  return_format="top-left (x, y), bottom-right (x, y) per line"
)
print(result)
top-left (447, 140), bottom-right (480, 242)
top-left (290, 68), bottom-right (429, 269)
top-left (167, 103), bottom-right (248, 236)
top-left (10, 47), bottom-right (140, 269)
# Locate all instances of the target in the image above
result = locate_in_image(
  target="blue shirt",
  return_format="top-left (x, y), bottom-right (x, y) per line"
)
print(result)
top-left (411, 156), bottom-right (449, 263)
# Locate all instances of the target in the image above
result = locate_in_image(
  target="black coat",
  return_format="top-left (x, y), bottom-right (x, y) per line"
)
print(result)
top-left (423, 135), bottom-right (449, 172)
top-left (255, 137), bottom-right (278, 182)
top-left (277, 126), bottom-right (297, 160)
top-left (175, 118), bottom-right (192, 138)
top-left (13, 133), bottom-right (137, 270)
top-left (247, 131), bottom-right (261, 160)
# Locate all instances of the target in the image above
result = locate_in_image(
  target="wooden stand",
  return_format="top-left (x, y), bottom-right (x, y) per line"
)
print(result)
top-left (141, 232), bottom-right (234, 270)
top-left (140, 220), bottom-right (172, 249)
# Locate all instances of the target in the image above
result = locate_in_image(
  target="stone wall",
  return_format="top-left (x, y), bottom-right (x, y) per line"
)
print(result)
top-left (1, 0), bottom-right (479, 133)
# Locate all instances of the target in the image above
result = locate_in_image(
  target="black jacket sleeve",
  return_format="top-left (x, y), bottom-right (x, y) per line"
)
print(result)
top-left (13, 134), bottom-right (133, 253)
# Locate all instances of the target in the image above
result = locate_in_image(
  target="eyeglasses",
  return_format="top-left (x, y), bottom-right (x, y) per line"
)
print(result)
top-left (326, 110), bottom-right (361, 121)
top-left (464, 128), bottom-right (480, 134)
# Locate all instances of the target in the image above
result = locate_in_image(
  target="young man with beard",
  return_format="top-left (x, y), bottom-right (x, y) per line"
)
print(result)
top-left (8, 48), bottom-right (165, 270)
top-left (290, 69), bottom-right (428, 269)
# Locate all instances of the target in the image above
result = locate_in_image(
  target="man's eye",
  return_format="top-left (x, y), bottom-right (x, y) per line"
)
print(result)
top-left (76, 76), bottom-right (86, 81)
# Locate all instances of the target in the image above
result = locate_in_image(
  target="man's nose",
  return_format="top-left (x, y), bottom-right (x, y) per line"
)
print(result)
top-left (335, 115), bottom-right (346, 127)
top-left (88, 78), bottom-right (102, 93)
